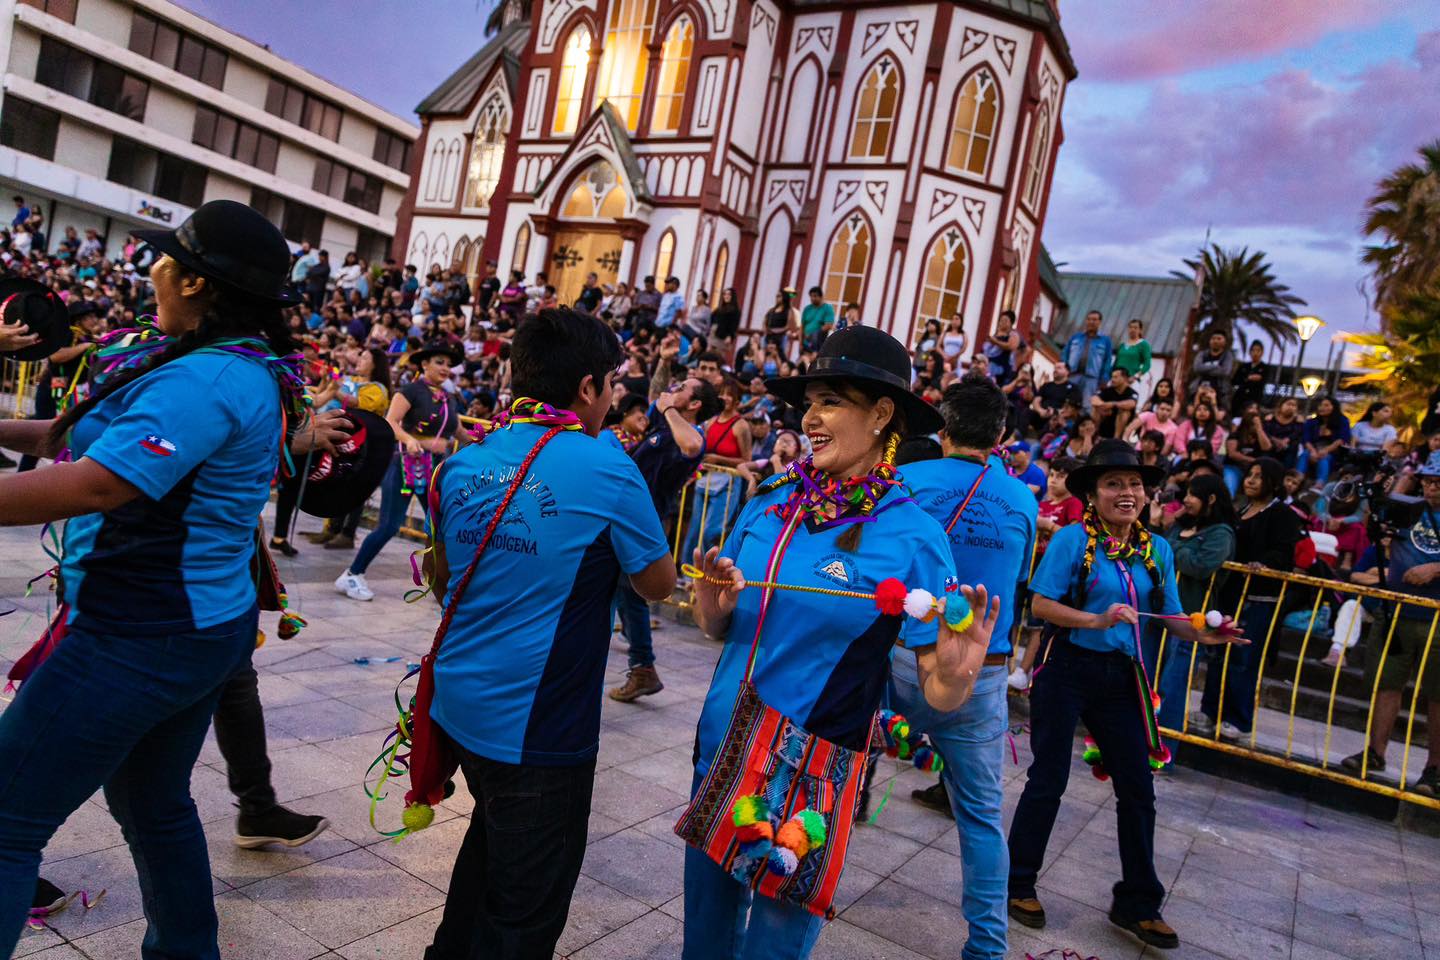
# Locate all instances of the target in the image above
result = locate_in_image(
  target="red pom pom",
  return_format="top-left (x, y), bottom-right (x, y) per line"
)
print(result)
top-left (1293, 536), bottom-right (1317, 570)
top-left (736, 821), bottom-right (773, 844)
top-left (874, 578), bottom-right (908, 617)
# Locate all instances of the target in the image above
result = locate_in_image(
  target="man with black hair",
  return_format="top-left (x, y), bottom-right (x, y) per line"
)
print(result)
top-left (888, 372), bottom-right (1037, 960)
top-left (610, 375), bottom-right (722, 703)
top-left (422, 307), bottom-right (676, 958)
top-left (694, 350), bottom-right (725, 388)
top-left (575, 271), bottom-right (603, 314)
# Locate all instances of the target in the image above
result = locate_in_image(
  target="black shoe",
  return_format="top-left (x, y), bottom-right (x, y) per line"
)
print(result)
top-left (31, 877), bottom-right (69, 914)
top-left (1008, 897), bottom-right (1046, 929)
top-left (1341, 748), bottom-right (1385, 773)
top-left (911, 781), bottom-right (950, 814)
top-left (1413, 766), bottom-right (1440, 798)
top-left (235, 805), bottom-right (329, 849)
top-left (0, 452), bottom-right (16, 469)
top-left (1110, 909), bottom-right (1179, 949)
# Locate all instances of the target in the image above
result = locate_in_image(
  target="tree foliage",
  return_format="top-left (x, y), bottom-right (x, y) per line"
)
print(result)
top-left (1362, 139), bottom-right (1440, 309)
top-left (1340, 286), bottom-right (1440, 438)
top-left (1172, 244), bottom-right (1305, 352)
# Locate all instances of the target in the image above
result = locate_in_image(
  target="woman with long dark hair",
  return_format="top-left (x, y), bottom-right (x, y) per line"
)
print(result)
top-left (711, 287), bottom-right (742, 363)
top-left (0, 201), bottom-right (304, 956)
top-left (1193, 457), bottom-right (1304, 741)
top-left (304, 346), bottom-right (394, 551)
top-left (1145, 377), bottom-right (1177, 411)
top-left (1299, 396), bottom-right (1351, 484)
top-left (1157, 473), bottom-right (1237, 749)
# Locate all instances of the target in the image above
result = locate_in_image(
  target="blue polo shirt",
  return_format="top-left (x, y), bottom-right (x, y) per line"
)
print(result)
top-left (695, 481), bottom-right (955, 775)
top-left (61, 351), bottom-right (281, 634)
top-left (431, 425), bottom-right (669, 766)
top-left (1030, 523), bottom-right (1183, 655)
top-left (899, 454), bottom-right (1037, 655)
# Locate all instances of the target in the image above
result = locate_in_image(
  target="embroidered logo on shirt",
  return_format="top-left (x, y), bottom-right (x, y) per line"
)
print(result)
top-left (139, 435), bottom-right (176, 457)
top-left (814, 553), bottom-right (857, 586)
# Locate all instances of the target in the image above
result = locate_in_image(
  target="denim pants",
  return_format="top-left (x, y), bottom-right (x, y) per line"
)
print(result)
top-left (1297, 449), bottom-right (1331, 485)
top-left (889, 656), bottom-right (1009, 960)
top-left (1007, 638), bottom-right (1165, 922)
top-left (425, 733), bottom-right (595, 960)
top-left (684, 474), bottom-right (742, 564)
top-left (1199, 599), bottom-right (1275, 734)
top-left (682, 773), bottom-right (825, 959)
top-left (0, 607), bottom-right (258, 960)
top-left (353, 453), bottom-right (422, 575)
top-left (615, 581), bottom-right (655, 669)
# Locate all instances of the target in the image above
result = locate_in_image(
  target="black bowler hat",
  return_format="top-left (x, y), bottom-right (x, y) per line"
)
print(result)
top-left (133, 199), bottom-right (298, 305)
top-left (1065, 438), bottom-right (1168, 497)
top-left (0, 277), bottom-right (72, 361)
top-left (409, 341), bottom-right (464, 367)
top-left (282, 410), bottom-right (396, 519)
top-left (764, 325), bottom-right (945, 435)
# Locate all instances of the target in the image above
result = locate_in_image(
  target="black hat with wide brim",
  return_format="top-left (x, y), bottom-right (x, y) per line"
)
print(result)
top-left (1065, 438), bottom-right (1168, 497)
top-left (0, 277), bottom-right (73, 361)
top-left (133, 199), bottom-right (300, 305)
top-left (408, 342), bottom-right (464, 367)
top-left (764, 326), bottom-right (944, 436)
top-left (283, 410), bottom-right (396, 518)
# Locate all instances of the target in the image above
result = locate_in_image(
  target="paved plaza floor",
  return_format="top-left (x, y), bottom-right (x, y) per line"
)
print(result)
top-left (3, 515), bottom-right (1438, 960)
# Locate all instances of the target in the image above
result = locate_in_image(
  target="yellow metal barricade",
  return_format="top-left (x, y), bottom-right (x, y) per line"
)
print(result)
top-left (1156, 561), bottom-right (1440, 811)
top-left (0, 357), bottom-right (38, 419)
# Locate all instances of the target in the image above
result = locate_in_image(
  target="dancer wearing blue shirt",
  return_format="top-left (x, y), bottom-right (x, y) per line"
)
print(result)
top-left (889, 373), bottom-right (1037, 960)
top-left (1006, 440), bottom-right (1248, 951)
top-left (0, 201), bottom-right (307, 958)
top-left (421, 308), bottom-right (676, 959)
top-left (685, 327), bottom-right (1002, 960)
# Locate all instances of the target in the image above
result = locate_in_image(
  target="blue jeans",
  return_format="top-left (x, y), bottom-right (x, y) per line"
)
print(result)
top-left (682, 774), bottom-right (825, 959)
top-left (1297, 448), bottom-right (1331, 485)
top-left (1199, 599), bottom-right (1275, 734)
top-left (889, 656), bottom-right (1009, 960)
top-left (0, 607), bottom-right (258, 960)
top-left (352, 452), bottom-right (421, 575)
top-left (684, 475), bottom-right (742, 565)
top-left (1008, 638), bottom-right (1164, 922)
top-left (615, 581), bottom-right (655, 668)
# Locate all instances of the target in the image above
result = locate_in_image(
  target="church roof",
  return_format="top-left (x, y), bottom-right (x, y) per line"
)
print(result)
top-left (533, 101), bottom-right (653, 207)
top-left (416, 17), bottom-right (530, 116)
top-left (1053, 272), bottom-right (1199, 357)
top-left (1037, 245), bottom-right (1066, 304)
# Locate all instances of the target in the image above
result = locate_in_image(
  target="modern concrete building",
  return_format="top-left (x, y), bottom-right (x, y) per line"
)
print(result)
top-left (0, 0), bottom-right (417, 258)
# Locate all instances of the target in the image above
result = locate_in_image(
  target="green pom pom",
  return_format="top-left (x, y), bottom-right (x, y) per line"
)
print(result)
top-left (1082, 745), bottom-right (1102, 764)
top-left (402, 802), bottom-right (435, 833)
top-left (797, 809), bottom-right (826, 850)
top-left (732, 795), bottom-right (769, 827)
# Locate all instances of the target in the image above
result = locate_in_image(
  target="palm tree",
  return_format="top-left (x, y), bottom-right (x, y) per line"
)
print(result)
top-left (1362, 140), bottom-right (1440, 309)
top-left (1172, 244), bottom-right (1305, 351)
top-left (1341, 285), bottom-right (1440, 438)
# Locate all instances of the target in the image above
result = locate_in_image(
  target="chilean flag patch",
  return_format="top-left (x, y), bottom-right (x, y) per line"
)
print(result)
top-left (140, 435), bottom-right (176, 457)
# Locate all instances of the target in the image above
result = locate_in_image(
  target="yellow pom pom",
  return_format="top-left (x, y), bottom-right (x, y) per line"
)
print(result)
top-left (402, 802), bottom-right (435, 833)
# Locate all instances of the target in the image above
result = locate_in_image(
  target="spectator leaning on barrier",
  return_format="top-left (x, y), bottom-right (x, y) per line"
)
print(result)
top-left (1340, 456), bottom-right (1440, 796)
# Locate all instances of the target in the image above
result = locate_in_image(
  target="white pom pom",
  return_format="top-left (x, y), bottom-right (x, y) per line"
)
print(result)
top-left (767, 846), bottom-right (799, 877)
top-left (1206, 610), bottom-right (1224, 628)
top-left (904, 588), bottom-right (935, 620)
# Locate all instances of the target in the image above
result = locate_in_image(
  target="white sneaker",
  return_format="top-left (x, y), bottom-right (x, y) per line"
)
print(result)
top-left (1007, 668), bottom-right (1029, 690)
top-left (1218, 721), bottom-right (1243, 742)
top-left (1320, 646), bottom-right (1344, 668)
top-left (334, 570), bottom-right (374, 601)
top-left (1187, 711), bottom-right (1215, 736)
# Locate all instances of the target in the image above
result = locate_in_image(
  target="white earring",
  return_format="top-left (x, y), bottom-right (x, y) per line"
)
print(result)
top-left (873, 428), bottom-right (882, 435)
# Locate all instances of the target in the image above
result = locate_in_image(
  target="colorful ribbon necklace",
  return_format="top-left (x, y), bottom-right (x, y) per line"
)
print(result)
top-left (468, 397), bottom-right (585, 439)
top-left (1082, 507), bottom-right (1152, 564)
top-left (762, 454), bottom-right (910, 530)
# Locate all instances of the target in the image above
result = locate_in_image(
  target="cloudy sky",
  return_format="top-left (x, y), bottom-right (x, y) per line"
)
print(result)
top-left (180, 0), bottom-right (1438, 346)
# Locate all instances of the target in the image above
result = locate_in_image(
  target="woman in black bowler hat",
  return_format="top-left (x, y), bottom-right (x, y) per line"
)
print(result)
top-left (0, 199), bottom-right (312, 958)
top-left (1006, 439), bottom-right (1247, 951)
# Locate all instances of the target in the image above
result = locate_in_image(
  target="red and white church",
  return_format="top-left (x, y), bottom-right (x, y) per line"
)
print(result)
top-left (396, 0), bottom-right (1073, 348)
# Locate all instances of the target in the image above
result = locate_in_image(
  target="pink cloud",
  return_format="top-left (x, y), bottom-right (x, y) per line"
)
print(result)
top-left (1062, 0), bottom-right (1396, 81)
top-left (1043, 31), bottom-right (1440, 337)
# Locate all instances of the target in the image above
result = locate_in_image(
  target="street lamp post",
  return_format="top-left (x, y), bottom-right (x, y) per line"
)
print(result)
top-left (1292, 315), bottom-right (1325, 415)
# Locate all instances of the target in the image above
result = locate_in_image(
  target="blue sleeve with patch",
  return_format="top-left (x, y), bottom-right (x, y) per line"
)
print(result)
top-left (608, 456), bottom-right (671, 574)
top-left (81, 362), bottom-right (238, 500)
top-left (898, 515), bottom-right (958, 651)
top-left (1031, 524), bottom-right (1083, 602)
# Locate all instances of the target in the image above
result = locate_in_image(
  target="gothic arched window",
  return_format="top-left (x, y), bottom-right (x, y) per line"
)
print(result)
top-left (465, 97), bottom-right (509, 207)
top-left (947, 69), bottom-right (999, 176)
top-left (650, 15), bottom-right (694, 134)
top-left (917, 227), bottom-right (969, 329)
top-left (654, 229), bottom-right (676, 280)
top-left (1024, 103), bottom-right (1052, 208)
top-left (849, 56), bottom-right (901, 159)
top-left (822, 213), bottom-right (872, 310)
top-left (594, 0), bottom-right (659, 132)
top-left (553, 25), bottom-right (592, 136)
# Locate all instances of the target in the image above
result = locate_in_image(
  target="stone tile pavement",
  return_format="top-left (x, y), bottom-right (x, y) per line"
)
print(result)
top-left (2, 514), bottom-right (1437, 959)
